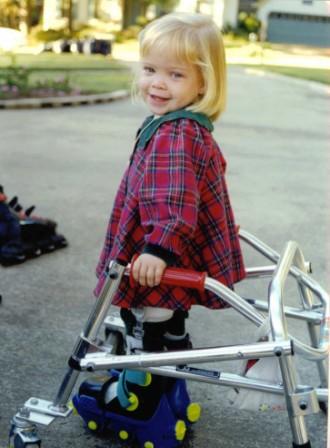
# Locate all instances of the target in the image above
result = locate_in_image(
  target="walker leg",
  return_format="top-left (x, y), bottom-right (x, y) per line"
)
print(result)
top-left (298, 276), bottom-right (328, 390)
top-left (51, 261), bottom-right (127, 409)
top-left (279, 356), bottom-right (312, 447)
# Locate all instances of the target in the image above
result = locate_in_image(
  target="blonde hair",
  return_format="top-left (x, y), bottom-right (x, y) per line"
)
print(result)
top-left (139, 13), bottom-right (227, 121)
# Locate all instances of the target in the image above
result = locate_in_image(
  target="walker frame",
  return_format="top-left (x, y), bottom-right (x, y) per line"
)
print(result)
top-left (10, 230), bottom-right (329, 447)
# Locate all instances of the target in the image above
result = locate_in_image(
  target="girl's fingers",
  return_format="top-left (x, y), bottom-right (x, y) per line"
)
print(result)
top-left (138, 263), bottom-right (148, 286)
top-left (132, 259), bottom-right (142, 283)
top-left (146, 266), bottom-right (156, 287)
top-left (154, 267), bottom-right (163, 285)
top-left (132, 255), bottom-right (166, 287)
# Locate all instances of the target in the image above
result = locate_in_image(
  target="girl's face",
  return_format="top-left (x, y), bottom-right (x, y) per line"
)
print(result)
top-left (139, 47), bottom-right (204, 116)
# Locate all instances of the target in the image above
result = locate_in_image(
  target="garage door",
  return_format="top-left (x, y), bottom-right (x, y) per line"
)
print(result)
top-left (267, 12), bottom-right (330, 47)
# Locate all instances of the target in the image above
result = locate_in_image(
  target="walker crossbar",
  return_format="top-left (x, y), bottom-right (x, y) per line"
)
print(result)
top-left (10, 230), bottom-right (329, 448)
top-left (79, 340), bottom-right (293, 371)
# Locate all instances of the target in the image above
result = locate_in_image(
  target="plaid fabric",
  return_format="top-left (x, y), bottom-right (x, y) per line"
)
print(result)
top-left (95, 116), bottom-right (245, 310)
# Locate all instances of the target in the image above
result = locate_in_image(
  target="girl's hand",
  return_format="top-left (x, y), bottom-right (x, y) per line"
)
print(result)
top-left (132, 253), bottom-right (167, 287)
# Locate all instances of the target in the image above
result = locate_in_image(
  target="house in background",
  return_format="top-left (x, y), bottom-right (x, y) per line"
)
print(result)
top-left (42, 0), bottom-right (241, 32)
top-left (42, 0), bottom-right (122, 31)
top-left (42, 0), bottom-right (330, 48)
top-left (175, 0), bottom-right (239, 29)
top-left (257, 0), bottom-right (330, 47)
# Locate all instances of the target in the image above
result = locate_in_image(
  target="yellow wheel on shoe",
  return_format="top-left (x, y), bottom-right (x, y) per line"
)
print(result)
top-left (175, 420), bottom-right (187, 441)
top-left (87, 420), bottom-right (98, 431)
top-left (143, 372), bottom-right (152, 386)
top-left (119, 430), bottom-right (129, 440)
top-left (127, 392), bottom-right (139, 411)
top-left (187, 402), bottom-right (201, 423)
top-left (68, 400), bottom-right (78, 416)
top-left (144, 442), bottom-right (154, 448)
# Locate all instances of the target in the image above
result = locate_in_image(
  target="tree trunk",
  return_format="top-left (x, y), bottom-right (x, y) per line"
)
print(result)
top-left (94, 0), bottom-right (101, 19)
top-left (25, 0), bottom-right (32, 32)
top-left (67, 0), bottom-right (73, 34)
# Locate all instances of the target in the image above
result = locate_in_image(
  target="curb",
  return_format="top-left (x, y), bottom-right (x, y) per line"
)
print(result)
top-left (0, 89), bottom-right (130, 110)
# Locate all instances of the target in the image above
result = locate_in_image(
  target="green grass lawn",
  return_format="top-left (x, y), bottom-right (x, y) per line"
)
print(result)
top-left (224, 37), bottom-right (330, 85)
top-left (0, 52), bottom-right (130, 70)
top-left (253, 65), bottom-right (330, 85)
top-left (0, 53), bottom-right (133, 97)
top-left (29, 70), bottom-right (132, 93)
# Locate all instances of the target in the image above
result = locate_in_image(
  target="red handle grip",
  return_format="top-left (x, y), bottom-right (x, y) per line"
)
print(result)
top-left (129, 256), bottom-right (206, 292)
top-left (159, 267), bottom-right (207, 291)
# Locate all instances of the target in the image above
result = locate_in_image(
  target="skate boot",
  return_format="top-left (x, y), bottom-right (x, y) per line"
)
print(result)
top-left (0, 187), bottom-right (25, 265)
top-left (73, 370), bottom-right (187, 448)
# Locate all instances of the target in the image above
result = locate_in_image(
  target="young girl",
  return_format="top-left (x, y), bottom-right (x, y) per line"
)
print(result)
top-left (93, 10), bottom-right (245, 434)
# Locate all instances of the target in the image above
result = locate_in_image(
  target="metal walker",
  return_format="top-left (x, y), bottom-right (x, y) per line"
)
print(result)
top-left (10, 230), bottom-right (329, 447)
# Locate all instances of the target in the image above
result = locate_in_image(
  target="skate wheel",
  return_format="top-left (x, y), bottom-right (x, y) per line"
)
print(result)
top-left (144, 442), bottom-right (154, 448)
top-left (187, 402), bottom-right (201, 423)
top-left (119, 430), bottom-right (129, 440)
top-left (68, 401), bottom-right (78, 416)
top-left (127, 392), bottom-right (139, 411)
top-left (87, 420), bottom-right (98, 431)
top-left (143, 372), bottom-right (152, 387)
top-left (175, 420), bottom-right (186, 441)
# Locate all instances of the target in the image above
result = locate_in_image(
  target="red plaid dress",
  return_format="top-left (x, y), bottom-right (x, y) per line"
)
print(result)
top-left (95, 111), bottom-right (245, 310)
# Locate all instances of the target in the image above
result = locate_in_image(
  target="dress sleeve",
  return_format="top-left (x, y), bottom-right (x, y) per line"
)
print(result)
top-left (138, 120), bottom-right (202, 256)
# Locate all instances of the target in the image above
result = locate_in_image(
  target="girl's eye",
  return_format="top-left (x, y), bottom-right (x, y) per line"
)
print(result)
top-left (143, 66), bottom-right (154, 73)
top-left (171, 72), bottom-right (184, 79)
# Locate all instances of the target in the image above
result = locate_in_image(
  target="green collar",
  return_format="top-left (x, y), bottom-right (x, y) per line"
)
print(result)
top-left (137, 109), bottom-right (213, 148)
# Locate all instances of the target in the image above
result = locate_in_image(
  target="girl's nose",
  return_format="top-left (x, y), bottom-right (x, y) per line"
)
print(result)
top-left (151, 74), bottom-right (166, 89)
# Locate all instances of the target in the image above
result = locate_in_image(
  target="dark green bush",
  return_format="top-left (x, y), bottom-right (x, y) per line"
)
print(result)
top-left (238, 12), bottom-right (261, 35)
top-left (114, 25), bottom-right (142, 43)
top-left (30, 26), bottom-right (71, 42)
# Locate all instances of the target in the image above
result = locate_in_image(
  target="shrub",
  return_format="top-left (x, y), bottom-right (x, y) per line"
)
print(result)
top-left (30, 25), bottom-right (71, 43)
top-left (114, 25), bottom-right (142, 43)
top-left (0, 56), bottom-right (31, 96)
top-left (0, 55), bottom-right (75, 99)
top-left (238, 12), bottom-right (261, 35)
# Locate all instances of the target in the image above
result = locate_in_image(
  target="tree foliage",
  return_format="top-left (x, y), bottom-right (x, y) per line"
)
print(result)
top-left (0, 0), bottom-right (43, 30)
top-left (0, 0), bottom-right (20, 29)
top-left (0, 0), bottom-right (180, 34)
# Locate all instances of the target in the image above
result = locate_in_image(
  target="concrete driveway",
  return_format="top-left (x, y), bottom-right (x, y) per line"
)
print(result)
top-left (0, 66), bottom-right (328, 448)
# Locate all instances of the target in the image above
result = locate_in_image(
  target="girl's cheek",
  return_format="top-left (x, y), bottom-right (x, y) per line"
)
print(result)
top-left (138, 77), bottom-right (148, 91)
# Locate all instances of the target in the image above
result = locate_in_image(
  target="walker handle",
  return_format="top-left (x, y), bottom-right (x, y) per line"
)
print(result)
top-left (129, 255), bottom-right (207, 292)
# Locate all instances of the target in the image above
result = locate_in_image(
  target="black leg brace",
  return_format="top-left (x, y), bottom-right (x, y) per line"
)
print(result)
top-left (120, 308), bottom-right (191, 352)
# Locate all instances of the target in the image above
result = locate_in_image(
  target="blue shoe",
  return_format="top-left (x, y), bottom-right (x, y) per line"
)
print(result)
top-left (72, 382), bottom-right (187, 448)
top-left (167, 379), bottom-right (201, 426)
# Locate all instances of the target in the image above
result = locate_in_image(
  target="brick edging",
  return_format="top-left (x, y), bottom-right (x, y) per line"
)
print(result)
top-left (0, 89), bottom-right (130, 110)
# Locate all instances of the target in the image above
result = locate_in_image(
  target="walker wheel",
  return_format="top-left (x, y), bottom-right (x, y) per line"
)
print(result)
top-left (15, 444), bottom-right (41, 448)
top-left (9, 423), bottom-right (41, 448)
top-left (11, 435), bottom-right (41, 448)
